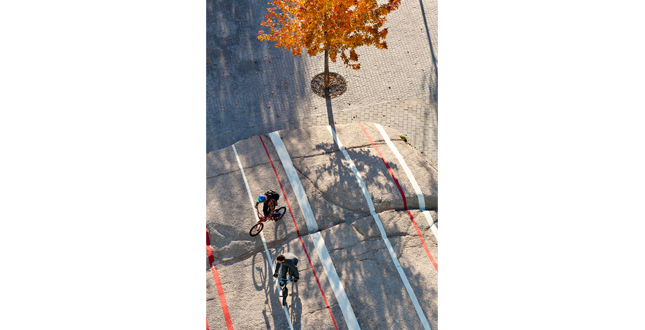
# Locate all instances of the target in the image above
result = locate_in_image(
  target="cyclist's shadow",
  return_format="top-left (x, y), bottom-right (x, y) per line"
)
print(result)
top-left (273, 212), bottom-right (289, 238)
top-left (251, 250), bottom-right (276, 295)
top-left (288, 283), bottom-right (302, 329)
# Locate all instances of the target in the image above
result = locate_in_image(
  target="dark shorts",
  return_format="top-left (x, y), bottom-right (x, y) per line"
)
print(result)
top-left (263, 203), bottom-right (271, 217)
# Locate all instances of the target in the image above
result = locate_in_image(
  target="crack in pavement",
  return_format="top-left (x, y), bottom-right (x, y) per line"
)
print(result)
top-left (206, 159), bottom-right (275, 180)
top-left (209, 205), bottom-right (438, 262)
top-left (286, 141), bottom-right (389, 161)
top-left (305, 303), bottom-right (339, 315)
top-left (217, 234), bottom-right (294, 265)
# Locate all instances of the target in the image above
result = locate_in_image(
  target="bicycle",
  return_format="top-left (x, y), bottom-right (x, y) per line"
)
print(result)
top-left (276, 275), bottom-right (294, 306)
top-left (249, 206), bottom-right (286, 236)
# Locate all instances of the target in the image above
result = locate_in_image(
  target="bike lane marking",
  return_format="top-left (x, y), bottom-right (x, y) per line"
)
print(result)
top-left (372, 123), bottom-right (438, 241)
top-left (232, 144), bottom-right (295, 330)
top-left (357, 123), bottom-right (438, 272)
top-left (206, 228), bottom-right (234, 330)
top-left (269, 131), bottom-right (362, 330)
top-left (326, 125), bottom-right (433, 330)
top-left (259, 135), bottom-right (340, 330)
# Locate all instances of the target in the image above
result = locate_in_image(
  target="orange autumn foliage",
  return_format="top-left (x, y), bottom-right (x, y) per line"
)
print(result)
top-left (257, 0), bottom-right (401, 70)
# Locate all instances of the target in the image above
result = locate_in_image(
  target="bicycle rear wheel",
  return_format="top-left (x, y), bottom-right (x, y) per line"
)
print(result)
top-left (273, 207), bottom-right (286, 220)
top-left (249, 223), bottom-right (264, 236)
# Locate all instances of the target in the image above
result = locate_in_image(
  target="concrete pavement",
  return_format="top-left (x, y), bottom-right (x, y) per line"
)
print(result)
top-left (207, 124), bottom-right (438, 329)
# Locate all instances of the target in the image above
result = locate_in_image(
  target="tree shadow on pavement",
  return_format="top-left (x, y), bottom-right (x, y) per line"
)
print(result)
top-left (386, 230), bottom-right (439, 329)
top-left (294, 141), bottom-right (409, 213)
top-left (213, 202), bottom-right (437, 329)
top-left (319, 223), bottom-right (430, 329)
top-left (207, 0), bottom-right (318, 153)
top-left (326, 89), bottom-right (335, 129)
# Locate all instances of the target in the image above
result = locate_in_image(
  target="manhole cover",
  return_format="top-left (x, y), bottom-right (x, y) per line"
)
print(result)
top-left (310, 72), bottom-right (347, 99)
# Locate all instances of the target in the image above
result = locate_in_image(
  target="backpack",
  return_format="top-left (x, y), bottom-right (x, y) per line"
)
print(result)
top-left (264, 190), bottom-right (280, 202)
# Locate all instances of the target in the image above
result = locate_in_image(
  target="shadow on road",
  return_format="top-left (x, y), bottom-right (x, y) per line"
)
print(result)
top-left (289, 283), bottom-right (301, 329)
top-left (325, 89), bottom-right (335, 129)
top-left (417, 0), bottom-right (438, 82)
top-left (207, 0), bottom-right (317, 153)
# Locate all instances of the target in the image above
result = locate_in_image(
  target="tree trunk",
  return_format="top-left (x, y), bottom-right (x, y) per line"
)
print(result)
top-left (324, 49), bottom-right (329, 89)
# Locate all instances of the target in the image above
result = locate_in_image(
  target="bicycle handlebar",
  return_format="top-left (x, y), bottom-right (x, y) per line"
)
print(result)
top-left (277, 276), bottom-right (294, 286)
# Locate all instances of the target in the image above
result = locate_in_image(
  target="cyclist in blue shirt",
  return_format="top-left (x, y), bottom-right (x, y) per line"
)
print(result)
top-left (273, 253), bottom-right (299, 283)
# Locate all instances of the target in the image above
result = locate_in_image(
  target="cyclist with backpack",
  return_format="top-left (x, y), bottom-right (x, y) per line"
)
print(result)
top-left (255, 190), bottom-right (281, 219)
top-left (249, 189), bottom-right (288, 236)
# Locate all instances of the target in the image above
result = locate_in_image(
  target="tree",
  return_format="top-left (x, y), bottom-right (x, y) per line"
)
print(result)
top-left (258, 0), bottom-right (401, 89)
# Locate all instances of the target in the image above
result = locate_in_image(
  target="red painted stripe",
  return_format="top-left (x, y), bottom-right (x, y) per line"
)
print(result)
top-left (358, 123), bottom-right (438, 272)
top-left (206, 317), bottom-right (209, 330)
top-left (406, 210), bottom-right (438, 270)
top-left (259, 135), bottom-right (340, 330)
top-left (259, 136), bottom-right (300, 237)
top-left (206, 228), bottom-right (235, 330)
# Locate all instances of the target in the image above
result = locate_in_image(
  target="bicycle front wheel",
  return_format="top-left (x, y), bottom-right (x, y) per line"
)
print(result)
top-left (273, 207), bottom-right (286, 220)
top-left (249, 223), bottom-right (264, 236)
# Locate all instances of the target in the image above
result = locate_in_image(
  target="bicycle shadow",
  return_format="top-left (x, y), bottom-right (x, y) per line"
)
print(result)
top-left (251, 250), bottom-right (269, 291)
top-left (250, 250), bottom-right (282, 328)
top-left (273, 212), bottom-right (289, 239)
top-left (288, 282), bottom-right (301, 329)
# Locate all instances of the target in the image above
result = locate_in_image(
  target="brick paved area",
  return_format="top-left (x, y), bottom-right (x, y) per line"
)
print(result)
top-left (297, 96), bottom-right (438, 168)
top-left (207, 0), bottom-right (438, 167)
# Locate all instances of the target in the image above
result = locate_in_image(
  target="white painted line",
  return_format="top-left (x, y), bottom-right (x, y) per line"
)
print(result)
top-left (328, 127), bottom-right (375, 212)
top-left (309, 232), bottom-right (357, 326)
top-left (268, 132), bottom-right (319, 233)
top-left (232, 144), bottom-right (294, 330)
top-left (268, 131), bottom-right (362, 330)
top-left (373, 123), bottom-right (438, 241)
top-left (327, 126), bottom-right (432, 330)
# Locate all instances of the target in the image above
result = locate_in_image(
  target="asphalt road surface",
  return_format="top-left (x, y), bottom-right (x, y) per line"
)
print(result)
top-left (207, 123), bottom-right (438, 330)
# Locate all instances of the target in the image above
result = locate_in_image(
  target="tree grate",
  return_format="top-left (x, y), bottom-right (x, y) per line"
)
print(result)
top-left (310, 72), bottom-right (347, 99)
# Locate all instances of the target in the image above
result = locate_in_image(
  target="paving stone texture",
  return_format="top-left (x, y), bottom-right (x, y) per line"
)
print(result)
top-left (207, 124), bottom-right (438, 329)
top-left (207, 0), bottom-right (439, 168)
